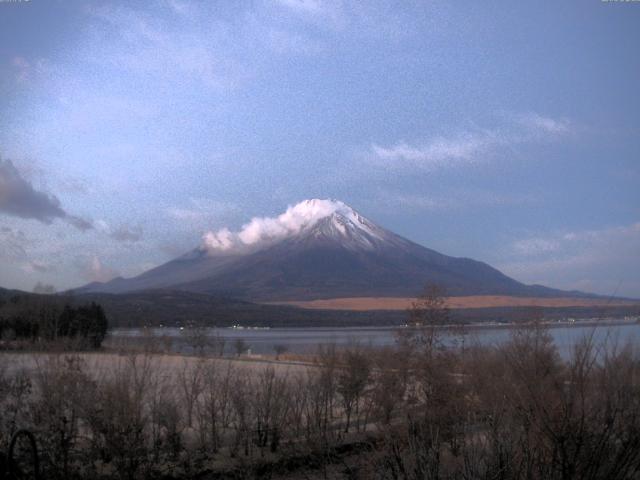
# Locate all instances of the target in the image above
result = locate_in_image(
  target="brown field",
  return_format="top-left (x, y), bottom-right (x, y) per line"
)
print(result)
top-left (268, 295), bottom-right (640, 311)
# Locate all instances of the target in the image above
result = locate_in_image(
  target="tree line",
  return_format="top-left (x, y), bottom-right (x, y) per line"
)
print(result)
top-left (0, 294), bottom-right (109, 349)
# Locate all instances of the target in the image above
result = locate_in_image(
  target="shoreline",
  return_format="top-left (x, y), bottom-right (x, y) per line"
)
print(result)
top-left (108, 317), bottom-right (639, 334)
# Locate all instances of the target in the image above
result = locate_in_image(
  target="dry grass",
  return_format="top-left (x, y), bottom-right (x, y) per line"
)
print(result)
top-left (0, 351), bottom-right (313, 378)
top-left (269, 295), bottom-right (640, 311)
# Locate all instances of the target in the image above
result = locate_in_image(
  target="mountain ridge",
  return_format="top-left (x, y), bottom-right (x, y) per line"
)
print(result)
top-left (74, 199), bottom-right (602, 301)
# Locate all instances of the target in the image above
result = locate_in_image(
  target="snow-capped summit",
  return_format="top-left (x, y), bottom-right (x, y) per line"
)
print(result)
top-left (202, 198), bottom-right (388, 254)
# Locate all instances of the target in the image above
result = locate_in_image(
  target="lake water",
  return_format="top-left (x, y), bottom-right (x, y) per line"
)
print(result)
top-left (108, 321), bottom-right (640, 357)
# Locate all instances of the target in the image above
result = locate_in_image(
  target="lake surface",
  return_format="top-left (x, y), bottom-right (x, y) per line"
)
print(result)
top-left (108, 321), bottom-right (640, 357)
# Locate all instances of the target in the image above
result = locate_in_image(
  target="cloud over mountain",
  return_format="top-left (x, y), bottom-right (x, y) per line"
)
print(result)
top-left (81, 255), bottom-right (120, 283)
top-left (202, 199), bottom-right (361, 253)
top-left (203, 199), bottom-right (352, 253)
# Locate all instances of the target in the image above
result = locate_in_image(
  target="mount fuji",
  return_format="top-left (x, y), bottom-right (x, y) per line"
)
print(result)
top-left (76, 199), bottom-right (581, 301)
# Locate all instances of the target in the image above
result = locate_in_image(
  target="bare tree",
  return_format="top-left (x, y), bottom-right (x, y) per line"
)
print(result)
top-left (337, 347), bottom-right (371, 432)
top-left (399, 283), bottom-right (450, 355)
top-left (233, 338), bottom-right (249, 357)
top-left (182, 325), bottom-right (210, 356)
top-left (229, 372), bottom-right (252, 457)
top-left (252, 367), bottom-right (291, 454)
top-left (371, 360), bottom-right (405, 425)
top-left (178, 360), bottom-right (204, 428)
top-left (211, 331), bottom-right (226, 357)
top-left (273, 344), bottom-right (288, 360)
top-left (196, 360), bottom-right (234, 453)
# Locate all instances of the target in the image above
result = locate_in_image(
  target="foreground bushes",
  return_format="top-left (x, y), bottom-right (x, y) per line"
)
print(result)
top-left (1, 325), bottom-right (640, 479)
top-left (370, 327), bottom-right (640, 480)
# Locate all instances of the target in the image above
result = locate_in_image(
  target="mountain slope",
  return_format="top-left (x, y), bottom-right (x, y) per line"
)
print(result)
top-left (76, 199), bottom-right (588, 301)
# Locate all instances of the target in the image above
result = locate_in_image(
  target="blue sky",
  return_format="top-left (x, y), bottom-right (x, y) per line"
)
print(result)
top-left (1, 0), bottom-right (639, 297)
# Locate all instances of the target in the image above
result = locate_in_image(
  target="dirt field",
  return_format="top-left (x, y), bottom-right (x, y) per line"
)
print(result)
top-left (269, 295), bottom-right (640, 311)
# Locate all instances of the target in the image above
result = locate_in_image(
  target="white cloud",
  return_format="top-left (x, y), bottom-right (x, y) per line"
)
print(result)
top-left (385, 193), bottom-right (448, 211)
top-left (517, 112), bottom-right (571, 135)
top-left (202, 198), bottom-right (353, 253)
top-left (371, 133), bottom-right (492, 171)
top-left (22, 260), bottom-right (56, 274)
top-left (81, 255), bottom-right (120, 283)
top-left (110, 225), bottom-right (143, 243)
top-left (95, 220), bottom-right (143, 242)
top-left (166, 198), bottom-right (239, 233)
top-left (368, 113), bottom-right (572, 172)
top-left (11, 56), bottom-right (30, 82)
top-left (203, 228), bottom-right (235, 251)
top-left (165, 0), bottom-right (193, 17)
top-left (498, 222), bottom-right (640, 297)
top-left (85, 4), bottom-right (247, 91)
top-left (374, 190), bottom-right (539, 213)
top-left (269, 0), bottom-right (410, 46)
top-left (0, 226), bottom-right (28, 260)
top-left (9, 56), bottom-right (49, 84)
top-left (273, 0), bottom-right (346, 27)
top-left (167, 208), bottom-right (200, 222)
top-left (512, 238), bottom-right (561, 256)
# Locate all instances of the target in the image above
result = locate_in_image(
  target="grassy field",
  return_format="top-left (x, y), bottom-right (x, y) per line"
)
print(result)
top-left (270, 295), bottom-right (640, 311)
